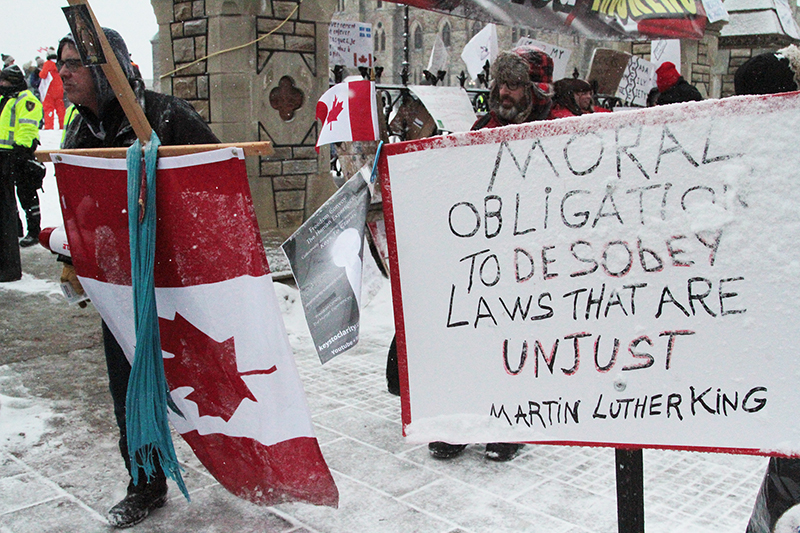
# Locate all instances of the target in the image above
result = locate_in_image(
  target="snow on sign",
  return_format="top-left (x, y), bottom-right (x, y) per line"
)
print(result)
top-left (329, 21), bottom-right (373, 69)
top-left (380, 92), bottom-right (800, 456)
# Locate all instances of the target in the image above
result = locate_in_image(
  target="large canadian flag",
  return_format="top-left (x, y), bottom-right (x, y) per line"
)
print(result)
top-left (315, 80), bottom-right (379, 151)
top-left (53, 148), bottom-right (339, 507)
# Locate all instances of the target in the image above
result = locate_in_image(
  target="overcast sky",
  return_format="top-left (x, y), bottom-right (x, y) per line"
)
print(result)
top-left (3, 0), bottom-right (158, 81)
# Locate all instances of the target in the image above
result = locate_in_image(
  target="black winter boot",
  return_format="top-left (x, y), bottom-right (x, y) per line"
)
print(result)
top-left (107, 474), bottom-right (168, 528)
top-left (386, 336), bottom-right (400, 396)
top-left (485, 442), bottom-right (523, 462)
top-left (19, 209), bottom-right (40, 247)
top-left (428, 441), bottom-right (467, 459)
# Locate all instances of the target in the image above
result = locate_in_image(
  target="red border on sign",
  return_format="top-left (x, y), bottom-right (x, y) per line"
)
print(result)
top-left (379, 90), bottom-right (800, 457)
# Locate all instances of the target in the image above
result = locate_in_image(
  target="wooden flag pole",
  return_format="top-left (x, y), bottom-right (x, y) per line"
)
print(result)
top-left (38, 0), bottom-right (273, 162)
top-left (36, 142), bottom-right (274, 162)
top-left (66, 0), bottom-right (153, 143)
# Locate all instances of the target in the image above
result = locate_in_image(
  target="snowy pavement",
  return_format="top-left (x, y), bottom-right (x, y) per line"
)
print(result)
top-left (0, 131), bottom-right (769, 532)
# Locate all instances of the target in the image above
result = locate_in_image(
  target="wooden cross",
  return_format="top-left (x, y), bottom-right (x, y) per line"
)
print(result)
top-left (35, 0), bottom-right (272, 161)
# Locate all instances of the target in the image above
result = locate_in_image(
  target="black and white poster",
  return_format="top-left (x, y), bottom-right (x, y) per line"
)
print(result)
top-left (282, 166), bottom-right (372, 363)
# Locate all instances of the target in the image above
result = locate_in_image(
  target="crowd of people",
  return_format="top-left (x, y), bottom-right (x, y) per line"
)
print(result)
top-left (3, 25), bottom-right (800, 532)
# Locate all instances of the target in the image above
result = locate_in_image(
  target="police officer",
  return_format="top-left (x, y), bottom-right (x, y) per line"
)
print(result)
top-left (0, 65), bottom-right (44, 249)
top-left (0, 65), bottom-right (42, 280)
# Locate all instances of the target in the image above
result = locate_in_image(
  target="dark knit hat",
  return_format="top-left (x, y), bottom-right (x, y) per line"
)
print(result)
top-left (552, 78), bottom-right (593, 115)
top-left (734, 45), bottom-right (800, 95)
top-left (0, 65), bottom-right (27, 93)
top-left (656, 62), bottom-right (681, 93)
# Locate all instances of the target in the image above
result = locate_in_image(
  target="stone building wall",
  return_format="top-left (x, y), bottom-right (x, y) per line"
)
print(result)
top-left (337, 0), bottom-right (722, 99)
top-left (151, 0), bottom-right (339, 235)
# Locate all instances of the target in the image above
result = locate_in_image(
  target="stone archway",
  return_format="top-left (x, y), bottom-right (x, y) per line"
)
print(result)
top-left (150, 0), bottom-right (339, 234)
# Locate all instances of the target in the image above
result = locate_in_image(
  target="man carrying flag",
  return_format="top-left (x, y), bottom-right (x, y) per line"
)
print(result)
top-left (57, 23), bottom-right (338, 528)
top-left (57, 28), bottom-right (220, 528)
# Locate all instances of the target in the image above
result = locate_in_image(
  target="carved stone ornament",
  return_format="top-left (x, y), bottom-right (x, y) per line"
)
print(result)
top-left (269, 76), bottom-right (304, 121)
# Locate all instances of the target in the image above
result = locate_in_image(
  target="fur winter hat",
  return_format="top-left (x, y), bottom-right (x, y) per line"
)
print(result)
top-left (492, 47), bottom-right (554, 87)
top-left (46, 47), bottom-right (57, 60)
top-left (1, 54), bottom-right (14, 67)
top-left (0, 65), bottom-right (27, 93)
top-left (734, 45), bottom-right (800, 96)
top-left (656, 62), bottom-right (681, 93)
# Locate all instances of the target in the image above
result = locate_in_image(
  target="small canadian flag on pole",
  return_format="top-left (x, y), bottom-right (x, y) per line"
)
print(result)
top-left (315, 80), bottom-right (379, 152)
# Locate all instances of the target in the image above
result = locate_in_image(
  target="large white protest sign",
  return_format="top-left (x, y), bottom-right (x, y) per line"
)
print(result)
top-left (380, 93), bottom-right (800, 456)
top-left (329, 21), bottom-right (373, 68)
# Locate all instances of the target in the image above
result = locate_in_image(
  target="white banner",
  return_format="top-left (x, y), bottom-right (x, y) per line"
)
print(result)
top-left (408, 85), bottom-right (477, 133)
top-left (381, 93), bottom-right (800, 456)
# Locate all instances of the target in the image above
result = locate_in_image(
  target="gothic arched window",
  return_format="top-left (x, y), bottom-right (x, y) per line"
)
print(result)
top-left (413, 25), bottom-right (423, 50)
top-left (441, 22), bottom-right (451, 47)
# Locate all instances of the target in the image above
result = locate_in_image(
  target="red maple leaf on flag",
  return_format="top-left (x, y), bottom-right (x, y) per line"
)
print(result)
top-left (326, 95), bottom-right (344, 130)
top-left (359, 54), bottom-right (368, 64)
top-left (160, 313), bottom-right (276, 421)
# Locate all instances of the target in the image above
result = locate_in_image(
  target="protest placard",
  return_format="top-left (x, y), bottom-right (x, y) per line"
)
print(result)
top-left (380, 93), bottom-right (800, 456)
top-left (329, 21), bottom-right (373, 68)
top-left (282, 166), bottom-right (372, 363)
top-left (617, 56), bottom-right (655, 107)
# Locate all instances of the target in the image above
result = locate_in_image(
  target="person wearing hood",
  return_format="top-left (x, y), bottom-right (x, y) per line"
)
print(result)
top-left (654, 62), bottom-right (703, 105)
top-left (471, 46), bottom-right (554, 129)
top-left (0, 65), bottom-right (43, 278)
top-left (548, 77), bottom-right (610, 119)
top-left (57, 28), bottom-right (219, 528)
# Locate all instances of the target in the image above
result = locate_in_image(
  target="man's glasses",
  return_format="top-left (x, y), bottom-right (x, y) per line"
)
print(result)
top-left (499, 80), bottom-right (523, 91)
top-left (56, 59), bottom-right (84, 72)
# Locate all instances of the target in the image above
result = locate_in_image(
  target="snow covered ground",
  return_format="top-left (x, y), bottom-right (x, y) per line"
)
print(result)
top-left (0, 129), bottom-right (771, 532)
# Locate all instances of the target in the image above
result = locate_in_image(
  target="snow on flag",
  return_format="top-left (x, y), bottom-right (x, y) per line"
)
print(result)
top-left (53, 148), bottom-right (338, 507)
top-left (315, 80), bottom-right (379, 152)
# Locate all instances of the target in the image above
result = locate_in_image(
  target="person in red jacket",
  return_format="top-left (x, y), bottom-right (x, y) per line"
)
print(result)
top-left (548, 78), bottom-right (610, 119)
top-left (38, 48), bottom-right (66, 129)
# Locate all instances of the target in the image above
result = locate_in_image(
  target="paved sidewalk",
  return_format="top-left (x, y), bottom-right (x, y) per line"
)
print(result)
top-left (1, 245), bottom-right (766, 533)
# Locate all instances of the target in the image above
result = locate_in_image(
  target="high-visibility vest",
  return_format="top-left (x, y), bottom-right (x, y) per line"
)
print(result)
top-left (0, 89), bottom-right (43, 151)
top-left (61, 104), bottom-right (78, 145)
